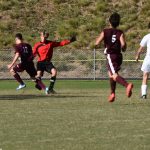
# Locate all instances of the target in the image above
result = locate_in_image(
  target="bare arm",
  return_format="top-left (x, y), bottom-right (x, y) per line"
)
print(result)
top-left (135, 46), bottom-right (144, 62)
top-left (7, 52), bottom-right (20, 69)
top-left (95, 31), bottom-right (104, 47)
top-left (120, 33), bottom-right (126, 52)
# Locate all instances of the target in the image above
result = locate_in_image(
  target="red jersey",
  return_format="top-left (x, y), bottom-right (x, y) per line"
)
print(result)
top-left (14, 43), bottom-right (33, 63)
top-left (33, 40), bottom-right (71, 62)
top-left (103, 28), bottom-right (123, 54)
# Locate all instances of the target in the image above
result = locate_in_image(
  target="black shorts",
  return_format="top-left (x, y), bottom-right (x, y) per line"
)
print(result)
top-left (106, 53), bottom-right (123, 75)
top-left (37, 61), bottom-right (55, 73)
top-left (13, 62), bottom-right (37, 77)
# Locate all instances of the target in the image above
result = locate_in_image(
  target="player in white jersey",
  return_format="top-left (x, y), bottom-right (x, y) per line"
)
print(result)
top-left (135, 23), bottom-right (150, 99)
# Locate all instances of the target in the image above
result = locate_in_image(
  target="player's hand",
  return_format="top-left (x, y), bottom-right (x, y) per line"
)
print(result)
top-left (135, 55), bottom-right (139, 62)
top-left (94, 44), bottom-right (99, 49)
top-left (70, 35), bottom-right (76, 42)
top-left (122, 48), bottom-right (126, 52)
top-left (7, 64), bottom-right (12, 69)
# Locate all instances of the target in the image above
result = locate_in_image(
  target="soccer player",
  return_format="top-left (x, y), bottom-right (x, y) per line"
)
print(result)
top-left (7, 33), bottom-right (47, 92)
top-left (95, 12), bottom-right (133, 102)
top-left (33, 31), bottom-right (76, 94)
top-left (135, 23), bottom-right (150, 99)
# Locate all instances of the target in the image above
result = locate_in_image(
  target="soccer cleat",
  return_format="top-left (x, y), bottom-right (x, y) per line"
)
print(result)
top-left (50, 89), bottom-right (57, 94)
top-left (45, 87), bottom-right (57, 95)
top-left (126, 83), bottom-right (133, 98)
top-left (108, 93), bottom-right (115, 102)
top-left (45, 87), bottom-right (49, 95)
top-left (16, 84), bottom-right (26, 90)
top-left (141, 95), bottom-right (147, 99)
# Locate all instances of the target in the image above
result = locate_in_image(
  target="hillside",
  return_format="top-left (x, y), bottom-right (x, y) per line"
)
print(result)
top-left (0, 0), bottom-right (150, 50)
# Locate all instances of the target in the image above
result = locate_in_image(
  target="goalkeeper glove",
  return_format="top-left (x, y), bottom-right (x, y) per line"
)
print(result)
top-left (70, 35), bottom-right (76, 42)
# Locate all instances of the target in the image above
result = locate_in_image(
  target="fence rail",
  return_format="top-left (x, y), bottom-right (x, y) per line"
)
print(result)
top-left (0, 48), bottom-right (144, 79)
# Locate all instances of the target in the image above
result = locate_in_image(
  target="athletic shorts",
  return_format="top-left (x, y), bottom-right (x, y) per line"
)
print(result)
top-left (37, 61), bottom-right (55, 74)
top-left (106, 53), bottom-right (122, 75)
top-left (13, 62), bottom-right (37, 77)
top-left (141, 56), bottom-right (150, 73)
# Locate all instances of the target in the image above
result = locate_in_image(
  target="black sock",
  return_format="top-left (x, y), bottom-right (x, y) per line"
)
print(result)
top-left (49, 76), bottom-right (56, 91)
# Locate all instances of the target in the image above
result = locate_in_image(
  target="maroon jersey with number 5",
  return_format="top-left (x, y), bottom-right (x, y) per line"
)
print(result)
top-left (103, 28), bottom-right (123, 54)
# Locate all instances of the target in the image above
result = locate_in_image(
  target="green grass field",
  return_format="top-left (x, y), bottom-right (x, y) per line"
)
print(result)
top-left (0, 80), bottom-right (150, 150)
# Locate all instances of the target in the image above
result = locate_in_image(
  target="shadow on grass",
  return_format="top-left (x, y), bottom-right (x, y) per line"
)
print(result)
top-left (0, 94), bottom-right (98, 100)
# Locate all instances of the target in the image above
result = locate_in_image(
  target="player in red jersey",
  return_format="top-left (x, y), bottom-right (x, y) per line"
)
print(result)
top-left (95, 13), bottom-right (133, 102)
top-left (33, 31), bottom-right (76, 94)
top-left (7, 33), bottom-right (47, 92)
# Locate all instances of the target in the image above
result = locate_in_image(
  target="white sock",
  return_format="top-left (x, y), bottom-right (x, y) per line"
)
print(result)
top-left (141, 85), bottom-right (147, 96)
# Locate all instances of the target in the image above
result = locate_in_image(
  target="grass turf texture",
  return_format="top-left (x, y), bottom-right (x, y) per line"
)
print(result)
top-left (0, 80), bottom-right (150, 150)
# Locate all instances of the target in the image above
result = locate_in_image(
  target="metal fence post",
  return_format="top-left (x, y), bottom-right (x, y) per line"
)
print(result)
top-left (93, 48), bottom-right (96, 80)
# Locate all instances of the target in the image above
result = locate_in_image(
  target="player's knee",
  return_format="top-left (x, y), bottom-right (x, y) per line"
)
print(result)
top-left (51, 68), bottom-right (57, 76)
top-left (10, 68), bottom-right (15, 75)
top-left (112, 73), bottom-right (118, 81)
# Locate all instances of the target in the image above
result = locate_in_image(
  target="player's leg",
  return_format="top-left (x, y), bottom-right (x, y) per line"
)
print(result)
top-left (113, 73), bottom-right (128, 87)
top-left (141, 72), bottom-right (149, 99)
top-left (10, 64), bottom-right (26, 90)
top-left (45, 62), bottom-right (57, 94)
top-left (26, 62), bottom-right (46, 91)
top-left (108, 71), bottom-right (116, 102)
top-left (141, 58), bottom-right (150, 99)
top-left (107, 54), bottom-right (133, 98)
top-left (112, 73), bottom-right (133, 98)
top-left (48, 68), bottom-right (57, 93)
top-left (35, 70), bottom-right (46, 90)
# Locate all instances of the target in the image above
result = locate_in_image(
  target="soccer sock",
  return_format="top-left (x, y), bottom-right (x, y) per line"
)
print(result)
top-left (13, 73), bottom-right (24, 85)
top-left (49, 76), bottom-right (56, 90)
top-left (109, 78), bottom-right (116, 94)
top-left (141, 85), bottom-right (147, 96)
top-left (116, 76), bottom-right (128, 87)
top-left (36, 80), bottom-right (46, 90)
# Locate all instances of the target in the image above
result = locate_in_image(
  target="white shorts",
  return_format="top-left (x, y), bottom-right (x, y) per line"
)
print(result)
top-left (141, 56), bottom-right (150, 72)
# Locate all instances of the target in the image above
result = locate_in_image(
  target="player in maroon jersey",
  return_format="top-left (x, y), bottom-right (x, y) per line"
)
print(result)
top-left (7, 33), bottom-right (47, 92)
top-left (33, 31), bottom-right (76, 94)
top-left (95, 13), bottom-right (133, 102)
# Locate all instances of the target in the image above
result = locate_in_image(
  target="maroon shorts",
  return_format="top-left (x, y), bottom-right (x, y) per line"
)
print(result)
top-left (13, 62), bottom-right (37, 77)
top-left (106, 53), bottom-right (122, 75)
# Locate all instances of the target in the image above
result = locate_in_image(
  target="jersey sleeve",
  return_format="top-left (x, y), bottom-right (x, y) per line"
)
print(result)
top-left (13, 44), bottom-right (19, 54)
top-left (140, 35), bottom-right (148, 47)
top-left (52, 40), bottom-right (71, 47)
top-left (33, 43), bottom-right (38, 56)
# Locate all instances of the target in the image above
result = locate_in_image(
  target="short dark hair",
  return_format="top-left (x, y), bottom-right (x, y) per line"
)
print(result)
top-left (41, 30), bottom-right (49, 38)
top-left (15, 33), bottom-right (23, 40)
top-left (109, 12), bottom-right (120, 28)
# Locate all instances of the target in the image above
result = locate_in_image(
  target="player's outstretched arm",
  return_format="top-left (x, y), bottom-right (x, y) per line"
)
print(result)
top-left (95, 31), bottom-right (104, 48)
top-left (135, 46), bottom-right (144, 62)
top-left (7, 52), bottom-right (20, 69)
top-left (53, 35), bottom-right (77, 47)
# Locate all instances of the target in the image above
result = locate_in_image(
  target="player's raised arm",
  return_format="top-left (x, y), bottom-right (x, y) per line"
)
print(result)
top-left (120, 33), bottom-right (127, 52)
top-left (95, 31), bottom-right (104, 47)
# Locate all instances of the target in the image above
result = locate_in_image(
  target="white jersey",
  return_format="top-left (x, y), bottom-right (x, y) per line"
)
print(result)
top-left (140, 33), bottom-right (150, 56)
top-left (140, 33), bottom-right (150, 72)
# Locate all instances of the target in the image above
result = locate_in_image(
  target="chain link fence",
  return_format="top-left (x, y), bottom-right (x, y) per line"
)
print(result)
top-left (0, 48), bottom-right (144, 80)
